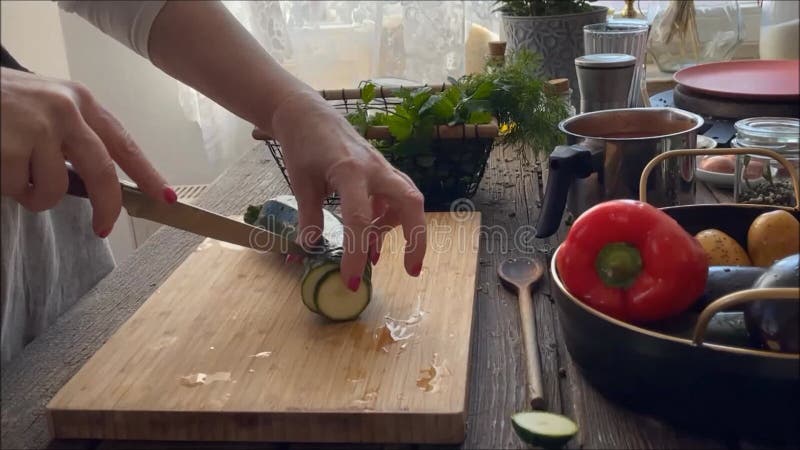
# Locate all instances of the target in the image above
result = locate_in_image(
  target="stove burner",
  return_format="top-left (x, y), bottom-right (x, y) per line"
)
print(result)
top-left (649, 90), bottom-right (736, 147)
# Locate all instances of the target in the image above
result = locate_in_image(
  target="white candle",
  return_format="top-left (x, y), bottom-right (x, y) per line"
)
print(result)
top-left (465, 23), bottom-right (500, 75)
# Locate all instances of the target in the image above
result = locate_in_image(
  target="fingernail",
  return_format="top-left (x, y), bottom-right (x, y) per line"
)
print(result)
top-left (163, 186), bottom-right (178, 204)
top-left (285, 253), bottom-right (303, 264)
top-left (347, 276), bottom-right (361, 292)
top-left (410, 263), bottom-right (422, 277)
top-left (98, 228), bottom-right (112, 238)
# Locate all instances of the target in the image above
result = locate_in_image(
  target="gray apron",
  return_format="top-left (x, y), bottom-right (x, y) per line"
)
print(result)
top-left (1, 46), bottom-right (116, 363)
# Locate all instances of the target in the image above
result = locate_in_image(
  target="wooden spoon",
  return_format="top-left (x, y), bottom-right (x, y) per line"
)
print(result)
top-left (498, 257), bottom-right (546, 410)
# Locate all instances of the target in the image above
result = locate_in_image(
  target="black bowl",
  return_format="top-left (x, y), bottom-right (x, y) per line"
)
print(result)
top-left (551, 203), bottom-right (800, 443)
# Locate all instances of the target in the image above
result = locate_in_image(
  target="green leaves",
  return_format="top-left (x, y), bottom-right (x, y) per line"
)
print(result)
top-left (470, 80), bottom-right (494, 100)
top-left (346, 49), bottom-right (566, 162)
top-left (492, 0), bottom-right (594, 16)
top-left (468, 110), bottom-right (493, 124)
top-left (385, 112), bottom-right (413, 141)
top-left (357, 81), bottom-right (495, 147)
top-left (419, 94), bottom-right (455, 123)
top-left (360, 82), bottom-right (376, 104)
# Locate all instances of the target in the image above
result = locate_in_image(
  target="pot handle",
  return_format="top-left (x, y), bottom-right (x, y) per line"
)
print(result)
top-left (535, 145), bottom-right (595, 238)
top-left (692, 287), bottom-right (800, 348)
top-left (638, 147), bottom-right (800, 211)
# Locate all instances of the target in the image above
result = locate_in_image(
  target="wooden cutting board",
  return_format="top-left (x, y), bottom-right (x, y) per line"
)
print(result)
top-left (47, 212), bottom-right (481, 444)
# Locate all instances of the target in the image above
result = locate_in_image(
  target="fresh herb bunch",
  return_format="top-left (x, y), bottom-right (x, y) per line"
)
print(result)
top-left (493, 0), bottom-right (595, 16)
top-left (346, 49), bottom-right (566, 159)
top-left (346, 78), bottom-right (495, 158)
top-left (464, 50), bottom-right (567, 158)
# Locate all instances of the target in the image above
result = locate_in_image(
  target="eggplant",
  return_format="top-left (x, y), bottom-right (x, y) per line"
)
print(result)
top-left (693, 266), bottom-right (767, 312)
top-left (744, 254), bottom-right (799, 353)
top-left (246, 196), bottom-right (372, 321)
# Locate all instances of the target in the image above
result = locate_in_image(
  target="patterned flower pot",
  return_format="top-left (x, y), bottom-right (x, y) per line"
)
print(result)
top-left (503, 6), bottom-right (608, 106)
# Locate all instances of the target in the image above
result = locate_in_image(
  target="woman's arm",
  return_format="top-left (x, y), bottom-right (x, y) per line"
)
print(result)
top-left (148, 3), bottom-right (426, 283)
top-left (59, 1), bottom-right (426, 284)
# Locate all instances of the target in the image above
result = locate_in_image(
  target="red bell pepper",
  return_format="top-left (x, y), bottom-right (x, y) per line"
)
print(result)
top-left (556, 200), bottom-right (708, 323)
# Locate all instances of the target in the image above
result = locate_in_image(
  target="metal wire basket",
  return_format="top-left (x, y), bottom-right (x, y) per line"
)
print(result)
top-left (252, 83), bottom-right (499, 209)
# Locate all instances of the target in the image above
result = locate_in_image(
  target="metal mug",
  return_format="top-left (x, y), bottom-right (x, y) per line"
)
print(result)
top-left (535, 108), bottom-right (704, 237)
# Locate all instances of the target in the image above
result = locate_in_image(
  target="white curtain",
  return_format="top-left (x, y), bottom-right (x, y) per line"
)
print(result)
top-left (178, 1), bottom-right (501, 170)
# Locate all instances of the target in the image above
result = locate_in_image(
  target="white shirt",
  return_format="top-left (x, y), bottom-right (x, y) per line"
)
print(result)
top-left (1, 1), bottom-right (167, 363)
top-left (58, 1), bottom-right (167, 59)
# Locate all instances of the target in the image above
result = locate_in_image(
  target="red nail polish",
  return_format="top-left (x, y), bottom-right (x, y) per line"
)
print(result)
top-left (347, 276), bottom-right (361, 292)
top-left (285, 253), bottom-right (303, 264)
top-left (163, 186), bottom-right (178, 204)
top-left (411, 263), bottom-right (422, 277)
top-left (98, 228), bottom-right (111, 238)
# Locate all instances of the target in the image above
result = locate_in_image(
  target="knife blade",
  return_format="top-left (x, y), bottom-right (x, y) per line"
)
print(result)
top-left (65, 165), bottom-right (305, 256)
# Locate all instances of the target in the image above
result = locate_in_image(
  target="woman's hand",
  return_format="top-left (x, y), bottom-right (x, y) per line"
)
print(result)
top-left (272, 91), bottom-right (427, 290)
top-left (0, 67), bottom-right (173, 237)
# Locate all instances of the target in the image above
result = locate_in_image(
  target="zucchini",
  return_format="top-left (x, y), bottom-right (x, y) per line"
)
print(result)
top-left (301, 261), bottom-right (338, 313)
top-left (511, 411), bottom-right (578, 449)
top-left (314, 268), bottom-right (372, 321)
top-left (246, 196), bottom-right (372, 321)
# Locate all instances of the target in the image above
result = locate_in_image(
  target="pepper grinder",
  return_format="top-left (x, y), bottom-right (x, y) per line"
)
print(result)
top-left (575, 54), bottom-right (636, 113)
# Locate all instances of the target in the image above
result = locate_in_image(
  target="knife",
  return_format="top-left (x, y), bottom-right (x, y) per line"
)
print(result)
top-left (65, 165), bottom-right (306, 256)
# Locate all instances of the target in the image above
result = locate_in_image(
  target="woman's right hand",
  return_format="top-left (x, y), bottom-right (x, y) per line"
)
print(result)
top-left (0, 67), bottom-right (173, 237)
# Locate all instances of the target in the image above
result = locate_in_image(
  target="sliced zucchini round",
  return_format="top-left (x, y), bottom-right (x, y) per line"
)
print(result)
top-left (301, 261), bottom-right (338, 313)
top-left (313, 270), bottom-right (371, 321)
top-left (511, 411), bottom-right (578, 449)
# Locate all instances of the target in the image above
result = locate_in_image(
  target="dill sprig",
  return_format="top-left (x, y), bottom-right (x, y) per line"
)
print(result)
top-left (462, 50), bottom-right (568, 158)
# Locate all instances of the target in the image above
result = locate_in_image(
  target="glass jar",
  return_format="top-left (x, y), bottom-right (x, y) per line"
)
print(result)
top-left (732, 117), bottom-right (799, 207)
top-left (759, 0), bottom-right (800, 60)
top-left (647, 0), bottom-right (743, 73)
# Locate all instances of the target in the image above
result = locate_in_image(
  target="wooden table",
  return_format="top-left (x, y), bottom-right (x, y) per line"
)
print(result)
top-left (0, 144), bottom-right (789, 450)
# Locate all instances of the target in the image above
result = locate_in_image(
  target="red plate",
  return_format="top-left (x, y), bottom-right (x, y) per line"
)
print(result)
top-left (674, 60), bottom-right (799, 101)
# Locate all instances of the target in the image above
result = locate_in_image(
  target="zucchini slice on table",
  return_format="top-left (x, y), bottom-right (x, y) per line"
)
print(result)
top-left (511, 411), bottom-right (578, 449)
top-left (245, 195), bottom-right (372, 321)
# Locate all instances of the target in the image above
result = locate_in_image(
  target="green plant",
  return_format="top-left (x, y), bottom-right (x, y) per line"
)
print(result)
top-left (344, 49), bottom-right (566, 205)
top-left (463, 50), bottom-right (567, 158)
top-left (493, 0), bottom-right (595, 16)
top-left (347, 49), bottom-right (566, 160)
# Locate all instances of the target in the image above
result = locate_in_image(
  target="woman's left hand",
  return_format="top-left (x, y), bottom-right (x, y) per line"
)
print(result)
top-left (271, 91), bottom-right (427, 291)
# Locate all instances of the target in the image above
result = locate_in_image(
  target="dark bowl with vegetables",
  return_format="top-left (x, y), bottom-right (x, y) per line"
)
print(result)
top-left (550, 148), bottom-right (800, 442)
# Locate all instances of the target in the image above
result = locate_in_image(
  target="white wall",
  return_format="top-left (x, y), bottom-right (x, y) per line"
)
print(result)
top-left (0, 0), bottom-right (70, 78)
top-left (57, 9), bottom-right (217, 186)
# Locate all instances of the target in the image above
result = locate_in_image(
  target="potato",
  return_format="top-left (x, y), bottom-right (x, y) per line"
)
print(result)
top-left (700, 155), bottom-right (735, 173)
top-left (747, 210), bottom-right (800, 267)
top-left (695, 229), bottom-right (752, 266)
top-left (699, 155), bottom-right (764, 179)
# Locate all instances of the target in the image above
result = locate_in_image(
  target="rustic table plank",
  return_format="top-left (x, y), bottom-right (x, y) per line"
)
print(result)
top-left (0, 143), bottom-right (779, 450)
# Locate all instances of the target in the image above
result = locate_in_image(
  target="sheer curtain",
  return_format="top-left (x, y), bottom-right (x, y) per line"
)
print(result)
top-left (178, 1), bottom-right (501, 170)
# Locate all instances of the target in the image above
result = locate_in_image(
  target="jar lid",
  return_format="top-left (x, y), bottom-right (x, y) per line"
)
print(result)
top-left (734, 117), bottom-right (799, 152)
top-left (547, 78), bottom-right (570, 94)
top-left (575, 53), bottom-right (636, 68)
